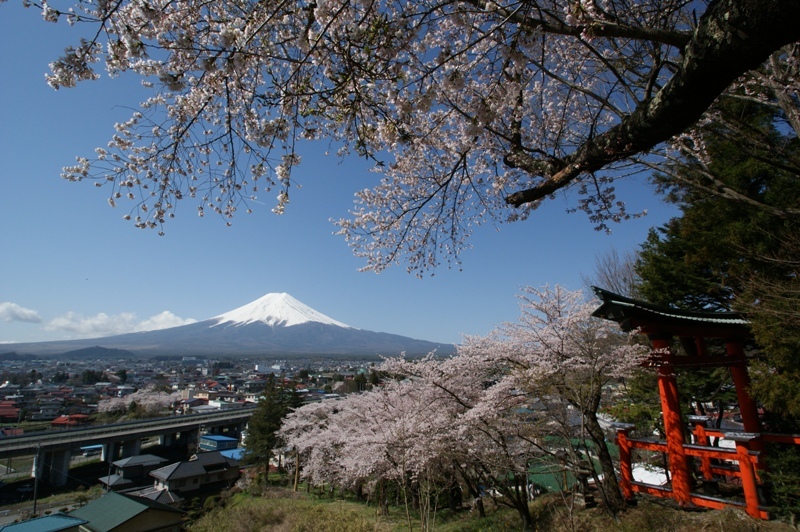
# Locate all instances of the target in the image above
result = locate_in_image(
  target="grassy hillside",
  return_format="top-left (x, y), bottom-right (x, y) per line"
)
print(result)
top-left (187, 485), bottom-right (796, 532)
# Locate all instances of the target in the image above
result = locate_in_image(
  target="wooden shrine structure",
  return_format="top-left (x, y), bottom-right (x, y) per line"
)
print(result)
top-left (592, 287), bottom-right (800, 519)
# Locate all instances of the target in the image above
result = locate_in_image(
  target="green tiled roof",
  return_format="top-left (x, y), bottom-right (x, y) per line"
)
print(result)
top-left (591, 286), bottom-right (749, 331)
top-left (69, 492), bottom-right (182, 532)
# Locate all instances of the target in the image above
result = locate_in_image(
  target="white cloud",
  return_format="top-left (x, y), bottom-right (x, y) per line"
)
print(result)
top-left (0, 302), bottom-right (42, 323)
top-left (45, 310), bottom-right (196, 339)
top-left (138, 311), bottom-right (198, 331)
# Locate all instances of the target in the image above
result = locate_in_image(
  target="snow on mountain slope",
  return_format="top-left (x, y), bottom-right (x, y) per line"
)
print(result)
top-left (1, 291), bottom-right (456, 356)
top-left (212, 293), bottom-right (355, 329)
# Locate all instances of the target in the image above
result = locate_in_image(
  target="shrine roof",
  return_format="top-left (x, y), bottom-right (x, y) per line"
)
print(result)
top-left (591, 287), bottom-right (749, 336)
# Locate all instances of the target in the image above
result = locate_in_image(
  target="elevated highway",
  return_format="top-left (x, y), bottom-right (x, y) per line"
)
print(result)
top-left (0, 407), bottom-right (255, 485)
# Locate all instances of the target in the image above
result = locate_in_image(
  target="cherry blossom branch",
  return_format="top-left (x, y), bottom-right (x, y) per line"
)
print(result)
top-left (504, 0), bottom-right (800, 207)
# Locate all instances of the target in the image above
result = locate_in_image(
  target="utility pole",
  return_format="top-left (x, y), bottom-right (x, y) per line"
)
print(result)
top-left (32, 443), bottom-right (40, 516)
top-left (106, 456), bottom-right (112, 493)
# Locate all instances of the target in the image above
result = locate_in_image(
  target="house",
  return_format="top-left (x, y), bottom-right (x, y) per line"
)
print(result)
top-left (0, 383), bottom-right (21, 395)
top-left (177, 397), bottom-right (204, 414)
top-left (98, 454), bottom-right (169, 491)
top-left (0, 513), bottom-right (87, 532)
top-left (0, 400), bottom-right (20, 423)
top-left (51, 414), bottom-right (91, 429)
top-left (219, 448), bottom-right (245, 461)
top-left (241, 379), bottom-right (267, 394)
top-left (117, 386), bottom-right (137, 397)
top-left (30, 398), bottom-right (62, 421)
top-left (206, 399), bottom-right (244, 411)
top-left (199, 434), bottom-right (238, 452)
top-left (149, 451), bottom-right (240, 495)
top-left (69, 492), bottom-right (184, 532)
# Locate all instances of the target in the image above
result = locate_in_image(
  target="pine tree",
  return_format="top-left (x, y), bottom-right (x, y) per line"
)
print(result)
top-left (243, 374), bottom-right (302, 471)
top-left (634, 97), bottom-right (800, 521)
top-left (636, 98), bottom-right (800, 417)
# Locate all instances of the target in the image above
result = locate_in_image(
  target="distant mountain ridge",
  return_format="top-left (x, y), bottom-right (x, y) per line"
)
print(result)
top-left (2, 293), bottom-right (454, 358)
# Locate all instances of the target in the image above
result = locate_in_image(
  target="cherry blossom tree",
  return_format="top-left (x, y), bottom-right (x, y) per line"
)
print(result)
top-left (281, 286), bottom-right (645, 527)
top-left (282, 363), bottom-right (539, 528)
top-left (278, 399), bottom-right (345, 489)
top-left (97, 385), bottom-right (180, 418)
top-left (15, 0), bottom-right (800, 273)
top-left (496, 285), bottom-right (648, 512)
top-left (385, 286), bottom-right (647, 518)
top-left (280, 381), bottom-right (460, 527)
top-left (380, 347), bottom-right (547, 528)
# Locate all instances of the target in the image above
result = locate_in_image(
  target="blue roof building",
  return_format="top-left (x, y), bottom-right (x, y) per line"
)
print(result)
top-left (199, 434), bottom-right (238, 452)
top-left (0, 513), bottom-right (86, 532)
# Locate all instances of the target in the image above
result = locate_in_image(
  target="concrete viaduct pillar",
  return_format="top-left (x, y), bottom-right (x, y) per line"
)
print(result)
top-left (48, 450), bottom-right (71, 487)
top-left (32, 449), bottom-right (72, 487)
top-left (102, 442), bottom-right (119, 463)
top-left (120, 439), bottom-right (141, 458)
top-left (180, 429), bottom-right (199, 451)
top-left (103, 439), bottom-right (142, 461)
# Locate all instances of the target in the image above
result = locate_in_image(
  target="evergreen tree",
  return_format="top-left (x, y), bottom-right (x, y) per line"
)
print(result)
top-left (243, 374), bottom-right (303, 471)
top-left (51, 371), bottom-right (70, 384)
top-left (636, 98), bottom-right (800, 418)
top-left (81, 369), bottom-right (105, 385)
top-left (633, 97), bottom-right (800, 521)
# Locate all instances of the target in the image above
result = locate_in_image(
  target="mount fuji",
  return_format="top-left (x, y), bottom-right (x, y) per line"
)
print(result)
top-left (2, 293), bottom-right (455, 358)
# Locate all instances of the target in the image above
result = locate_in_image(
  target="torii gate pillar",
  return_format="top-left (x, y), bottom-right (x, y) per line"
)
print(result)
top-left (726, 340), bottom-right (762, 434)
top-left (650, 334), bottom-right (692, 504)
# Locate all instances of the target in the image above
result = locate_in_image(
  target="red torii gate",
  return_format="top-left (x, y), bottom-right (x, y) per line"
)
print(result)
top-left (590, 287), bottom-right (798, 519)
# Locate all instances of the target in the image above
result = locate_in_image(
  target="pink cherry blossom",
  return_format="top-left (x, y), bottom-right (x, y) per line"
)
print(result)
top-left (17, 0), bottom-right (797, 274)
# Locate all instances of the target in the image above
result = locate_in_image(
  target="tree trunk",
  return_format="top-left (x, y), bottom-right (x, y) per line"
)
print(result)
top-left (585, 410), bottom-right (627, 514)
top-left (293, 451), bottom-right (300, 492)
top-left (456, 467), bottom-right (485, 518)
top-left (378, 478), bottom-right (389, 516)
top-left (510, 473), bottom-right (536, 531)
top-left (411, 479), bottom-right (420, 510)
top-left (513, 497), bottom-right (535, 531)
top-left (474, 496), bottom-right (485, 519)
top-left (447, 475), bottom-right (462, 513)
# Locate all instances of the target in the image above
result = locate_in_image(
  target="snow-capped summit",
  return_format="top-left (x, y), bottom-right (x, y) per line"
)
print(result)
top-left (212, 293), bottom-right (354, 329)
top-left (3, 292), bottom-right (455, 357)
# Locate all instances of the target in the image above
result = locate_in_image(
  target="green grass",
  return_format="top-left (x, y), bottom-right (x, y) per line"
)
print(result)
top-left (0, 483), bottom-right (104, 521)
top-left (190, 490), bottom-right (407, 532)
top-left (187, 486), bottom-right (798, 532)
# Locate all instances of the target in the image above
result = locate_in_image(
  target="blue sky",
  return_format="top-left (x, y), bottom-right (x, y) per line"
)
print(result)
top-left (0, 2), bottom-right (678, 347)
